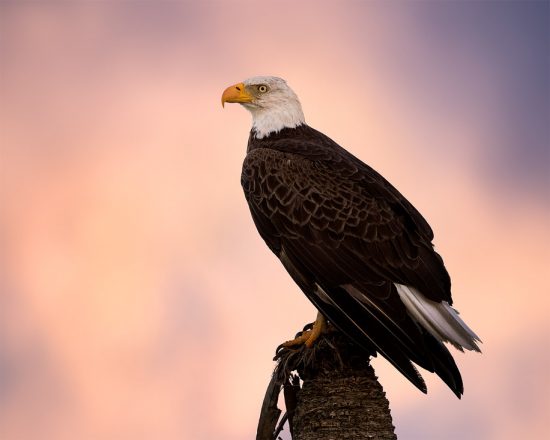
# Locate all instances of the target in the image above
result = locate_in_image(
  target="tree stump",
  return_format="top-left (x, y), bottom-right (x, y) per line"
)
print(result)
top-left (257, 329), bottom-right (397, 440)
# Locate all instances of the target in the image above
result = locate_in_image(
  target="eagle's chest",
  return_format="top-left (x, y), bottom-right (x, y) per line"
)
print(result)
top-left (241, 149), bottom-right (307, 198)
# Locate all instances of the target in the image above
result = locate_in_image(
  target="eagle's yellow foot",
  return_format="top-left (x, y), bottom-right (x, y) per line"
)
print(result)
top-left (282, 312), bottom-right (327, 348)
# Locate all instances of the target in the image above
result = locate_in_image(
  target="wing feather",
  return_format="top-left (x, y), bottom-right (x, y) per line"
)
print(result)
top-left (243, 148), bottom-right (448, 300)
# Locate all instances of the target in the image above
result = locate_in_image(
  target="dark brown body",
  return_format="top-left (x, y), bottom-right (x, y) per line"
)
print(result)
top-left (241, 124), bottom-right (464, 396)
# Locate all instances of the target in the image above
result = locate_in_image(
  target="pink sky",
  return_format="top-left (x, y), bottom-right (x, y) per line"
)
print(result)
top-left (1, 2), bottom-right (549, 439)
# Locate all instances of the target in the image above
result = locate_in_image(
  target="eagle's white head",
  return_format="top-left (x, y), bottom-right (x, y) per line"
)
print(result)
top-left (221, 76), bottom-right (305, 139)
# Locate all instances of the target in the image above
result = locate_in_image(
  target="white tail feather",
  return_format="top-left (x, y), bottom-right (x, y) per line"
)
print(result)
top-left (395, 284), bottom-right (482, 352)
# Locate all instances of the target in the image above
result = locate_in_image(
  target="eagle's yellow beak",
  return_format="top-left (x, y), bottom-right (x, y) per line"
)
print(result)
top-left (221, 82), bottom-right (253, 107)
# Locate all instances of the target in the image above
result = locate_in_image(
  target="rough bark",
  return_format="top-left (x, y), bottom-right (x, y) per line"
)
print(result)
top-left (257, 329), bottom-right (397, 440)
top-left (293, 349), bottom-right (396, 439)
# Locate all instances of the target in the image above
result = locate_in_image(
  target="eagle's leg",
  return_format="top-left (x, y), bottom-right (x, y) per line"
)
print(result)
top-left (283, 311), bottom-right (327, 348)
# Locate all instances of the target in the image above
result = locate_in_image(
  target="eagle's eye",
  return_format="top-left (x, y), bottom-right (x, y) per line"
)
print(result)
top-left (258, 85), bottom-right (268, 93)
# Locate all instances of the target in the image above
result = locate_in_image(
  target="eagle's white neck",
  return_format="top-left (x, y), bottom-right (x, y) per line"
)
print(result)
top-left (245, 99), bottom-right (305, 139)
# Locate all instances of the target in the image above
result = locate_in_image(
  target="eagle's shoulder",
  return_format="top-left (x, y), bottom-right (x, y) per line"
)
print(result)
top-left (244, 124), bottom-right (434, 242)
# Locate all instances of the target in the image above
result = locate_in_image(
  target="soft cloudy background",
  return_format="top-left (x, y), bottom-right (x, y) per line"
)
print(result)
top-left (1, 1), bottom-right (548, 439)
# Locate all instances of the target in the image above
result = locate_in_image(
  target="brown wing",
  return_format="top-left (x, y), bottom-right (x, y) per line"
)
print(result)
top-left (242, 148), bottom-right (451, 299)
top-left (242, 147), bottom-right (463, 396)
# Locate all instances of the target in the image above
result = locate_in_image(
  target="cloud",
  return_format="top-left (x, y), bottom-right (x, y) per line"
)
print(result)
top-left (0, 2), bottom-right (548, 439)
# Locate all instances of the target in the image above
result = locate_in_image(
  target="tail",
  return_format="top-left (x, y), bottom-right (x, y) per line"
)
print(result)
top-left (395, 284), bottom-right (482, 353)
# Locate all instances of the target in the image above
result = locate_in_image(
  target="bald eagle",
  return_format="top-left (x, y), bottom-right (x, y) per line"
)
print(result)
top-left (222, 76), bottom-right (481, 397)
